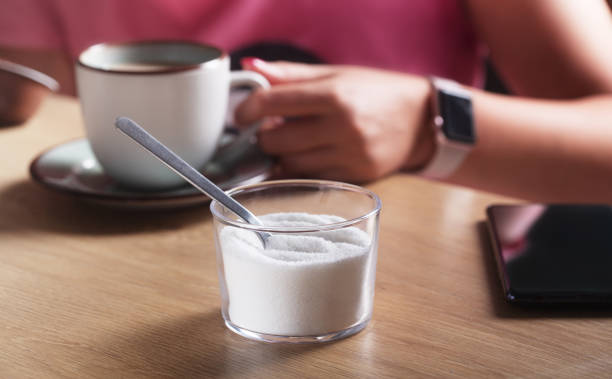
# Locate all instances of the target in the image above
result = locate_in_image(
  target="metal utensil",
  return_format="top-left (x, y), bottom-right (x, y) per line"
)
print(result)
top-left (0, 59), bottom-right (60, 91)
top-left (115, 117), bottom-right (270, 247)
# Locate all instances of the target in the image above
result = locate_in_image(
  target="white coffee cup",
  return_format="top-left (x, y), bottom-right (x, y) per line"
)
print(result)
top-left (76, 41), bottom-right (269, 190)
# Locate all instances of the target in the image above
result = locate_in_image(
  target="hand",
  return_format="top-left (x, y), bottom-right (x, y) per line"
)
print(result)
top-left (235, 59), bottom-right (435, 182)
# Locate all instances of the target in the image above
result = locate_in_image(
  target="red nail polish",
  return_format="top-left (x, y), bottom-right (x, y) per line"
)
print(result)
top-left (241, 57), bottom-right (264, 69)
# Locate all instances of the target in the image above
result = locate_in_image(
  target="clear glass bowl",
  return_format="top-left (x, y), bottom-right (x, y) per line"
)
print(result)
top-left (210, 179), bottom-right (381, 343)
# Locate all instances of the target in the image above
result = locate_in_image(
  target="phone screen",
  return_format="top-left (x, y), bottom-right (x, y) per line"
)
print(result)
top-left (486, 204), bottom-right (612, 303)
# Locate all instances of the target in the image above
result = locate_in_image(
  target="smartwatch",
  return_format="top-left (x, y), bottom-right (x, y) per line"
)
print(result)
top-left (417, 77), bottom-right (476, 180)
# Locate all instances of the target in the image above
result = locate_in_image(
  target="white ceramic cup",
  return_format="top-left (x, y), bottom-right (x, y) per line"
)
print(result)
top-left (76, 41), bottom-right (269, 190)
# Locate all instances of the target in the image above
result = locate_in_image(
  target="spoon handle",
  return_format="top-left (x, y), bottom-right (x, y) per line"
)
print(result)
top-left (115, 117), bottom-right (264, 227)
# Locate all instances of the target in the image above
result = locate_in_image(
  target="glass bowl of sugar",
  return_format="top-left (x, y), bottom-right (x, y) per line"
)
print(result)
top-left (210, 179), bottom-right (381, 343)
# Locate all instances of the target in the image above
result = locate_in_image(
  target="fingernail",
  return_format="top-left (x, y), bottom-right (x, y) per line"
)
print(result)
top-left (241, 57), bottom-right (265, 69)
top-left (241, 57), bottom-right (286, 82)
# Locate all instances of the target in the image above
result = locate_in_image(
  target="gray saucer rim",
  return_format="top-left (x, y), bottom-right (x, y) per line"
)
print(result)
top-left (29, 137), bottom-right (273, 208)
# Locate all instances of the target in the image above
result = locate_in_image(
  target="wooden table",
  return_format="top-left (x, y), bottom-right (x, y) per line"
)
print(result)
top-left (1, 95), bottom-right (611, 378)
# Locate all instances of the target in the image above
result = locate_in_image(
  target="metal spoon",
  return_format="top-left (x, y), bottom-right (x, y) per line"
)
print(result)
top-left (115, 117), bottom-right (270, 247)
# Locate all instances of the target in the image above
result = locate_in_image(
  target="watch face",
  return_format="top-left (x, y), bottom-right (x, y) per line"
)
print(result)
top-left (438, 91), bottom-right (475, 144)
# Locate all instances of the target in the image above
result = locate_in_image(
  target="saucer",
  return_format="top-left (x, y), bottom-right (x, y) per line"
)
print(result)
top-left (29, 133), bottom-right (273, 210)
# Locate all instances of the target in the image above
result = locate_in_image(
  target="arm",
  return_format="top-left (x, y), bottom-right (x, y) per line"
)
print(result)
top-left (451, 91), bottom-right (612, 201)
top-left (236, 65), bottom-right (612, 202)
top-left (465, 0), bottom-right (612, 98)
top-left (235, 1), bottom-right (612, 202)
top-left (450, 0), bottom-right (612, 200)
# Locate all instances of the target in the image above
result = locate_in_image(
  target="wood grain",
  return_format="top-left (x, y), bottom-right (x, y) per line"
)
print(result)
top-left (1, 95), bottom-right (611, 378)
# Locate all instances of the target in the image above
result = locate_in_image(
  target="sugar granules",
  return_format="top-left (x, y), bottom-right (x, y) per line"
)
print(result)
top-left (218, 212), bottom-right (375, 336)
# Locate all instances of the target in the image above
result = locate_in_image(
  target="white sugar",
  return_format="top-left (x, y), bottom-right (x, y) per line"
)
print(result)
top-left (218, 212), bottom-right (375, 336)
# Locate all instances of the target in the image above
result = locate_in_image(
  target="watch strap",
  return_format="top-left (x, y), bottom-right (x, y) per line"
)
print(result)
top-left (418, 138), bottom-right (472, 180)
top-left (430, 77), bottom-right (471, 99)
top-left (417, 77), bottom-right (474, 180)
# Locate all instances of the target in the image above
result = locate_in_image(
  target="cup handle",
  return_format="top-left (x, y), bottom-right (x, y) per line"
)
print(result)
top-left (230, 70), bottom-right (270, 91)
top-left (229, 70), bottom-right (270, 136)
top-left (216, 70), bottom-right (270, 166)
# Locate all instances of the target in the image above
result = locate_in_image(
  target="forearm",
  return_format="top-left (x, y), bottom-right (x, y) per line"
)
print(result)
top-left (447, 91), bottom-right (612, 202)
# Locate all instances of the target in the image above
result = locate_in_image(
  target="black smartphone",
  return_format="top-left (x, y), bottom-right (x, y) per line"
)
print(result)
top-left (486, 204), bottom-right (612, 304)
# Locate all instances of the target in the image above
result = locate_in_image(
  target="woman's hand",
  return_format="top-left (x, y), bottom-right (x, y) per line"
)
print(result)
top-left (235, 59), bottom-right (434, 182)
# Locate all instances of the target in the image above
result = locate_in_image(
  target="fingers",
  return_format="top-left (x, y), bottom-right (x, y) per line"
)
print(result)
top-left (235, 59), bottom-right (341, 125)
top-left (279, 147), bottom-right (341, 176)
top-left (241, 58), bottom-right (335, 85)
top-left (316, 168), bottom-right (359, 183)
top-left (235, 80), bottom-right (338, 125)
top-left (278, 148), bottom-right (368, 183)
top-left (258, 117), bottom-right (336, 154)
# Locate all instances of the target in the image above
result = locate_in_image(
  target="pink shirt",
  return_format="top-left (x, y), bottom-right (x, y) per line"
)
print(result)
top-left (0, 0), bottom-right (484, 86)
